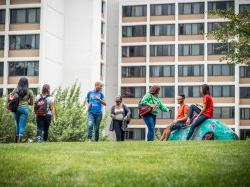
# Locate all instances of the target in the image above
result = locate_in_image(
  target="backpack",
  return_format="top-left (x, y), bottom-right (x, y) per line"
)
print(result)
top-left (7, 92), bottom-right (20, 112)
top-left (34, 95), bottom-right (49, 116)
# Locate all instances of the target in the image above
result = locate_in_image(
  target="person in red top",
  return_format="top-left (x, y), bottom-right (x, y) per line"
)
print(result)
top-left (186, 84), bottom-right (214, 140)
top-left (160, 94), bottom-right (189, 141)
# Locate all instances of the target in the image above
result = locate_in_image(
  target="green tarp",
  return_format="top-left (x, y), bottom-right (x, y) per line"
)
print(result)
top-left (169, 119), bottom-right (238, 140)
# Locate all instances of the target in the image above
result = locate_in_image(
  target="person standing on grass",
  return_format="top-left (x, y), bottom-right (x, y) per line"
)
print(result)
top-left (140, 85), bottom-right (170, 141)
top-left (160, 94), bottom-right (189, 141)
top-left (12, 77), bottom-right (34, 143)
top-left (85, 81), bottom-right (106, 142)
top-left (110, 96), bottom-right (131, 141)
top-left (35, 84), bottom-right (56, 142)
top-left (186, 84), bottom-right (214, 140)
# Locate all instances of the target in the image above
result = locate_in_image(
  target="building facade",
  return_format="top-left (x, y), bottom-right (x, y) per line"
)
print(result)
top-left (117, 0), bottom-right (250, 140)
top-left (0, 0), bottom-right (107, 99)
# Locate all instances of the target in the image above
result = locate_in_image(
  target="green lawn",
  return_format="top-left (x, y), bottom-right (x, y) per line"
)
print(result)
top-left (0, 141), bottom-right (250, 187)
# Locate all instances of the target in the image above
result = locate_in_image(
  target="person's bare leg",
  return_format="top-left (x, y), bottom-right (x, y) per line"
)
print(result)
top-left (160, 125), bottom-right (171, 141)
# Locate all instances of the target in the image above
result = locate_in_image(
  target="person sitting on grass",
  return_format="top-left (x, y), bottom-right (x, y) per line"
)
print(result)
top-left (186, 84), bottom-right (214, 140)
top-left (160, 94), bottom-right (189, 141)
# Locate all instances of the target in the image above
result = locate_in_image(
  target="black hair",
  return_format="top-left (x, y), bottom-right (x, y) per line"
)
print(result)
top-left (201, 84), bottom-right (210, 96)
top-left (178, 94), bottom-right (185, 99)
top-left (17, 77), bottom-right (29, 98)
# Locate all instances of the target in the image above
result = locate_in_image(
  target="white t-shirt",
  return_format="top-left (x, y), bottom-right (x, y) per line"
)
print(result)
top-left (35, 95), bottom-right (54, 115)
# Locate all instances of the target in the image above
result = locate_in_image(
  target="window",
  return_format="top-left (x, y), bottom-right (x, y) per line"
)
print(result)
top-left (179, 2), bottom-right (204, 14)
top-left (122, 25), bottom-right (146, 37)
top-left (207, 22), bottom-right (226, 32)
top-left (213, 107), bottom-right (234, 119)
top-left (101, 43), bottom-right (104, 57)
top-left (101, 1), bottom-right (105, 15)
top-left (9, 34), bottom-right (40, 50)
top-left (101, 22), bottom-right (104, 35)
top-left (8, 61), bottom-right (39, 76)
top-left (10, 8), bottom-right (40, 24)
top-left (0, 35), bottom-right (4, 50)
top-left (150, 65), bottom-right (174, 77)
top-left (240, 87), bottom-right (250, 98)
top-left (100, 63), bottom-right (104, 80)
top-left (157, 107), bottom-right (175, 119)
top-left (125, 128), bottom-right (145, 140)
top-left (240, 108), bottom-right (250, 120)
top-left (210, 85), bottom-right (235, 97)
top-left (150, 4), bottom-right (175, 16)
top-left (122, 66), bottom-right (146, 78)
top-left (0, 63), bottom-right (3, 76)
top-left (208, 64), bottom-right (234, 76)
top-left (179, 65), bottom-right (204, 77)
top-left (207, 43), bottom-right (231, 55)
top-left (129, 107), bottom-right (140, 119)
top-left (179, 44), bottom-right (204, 56)
top-left (0, 88), bottom-right (3, 97)
top-left (150, 24), bottom-right (175, 36)
top-left (0, 10), bottom-right (5, 24)
top-left (240, 66), bottom-right (250, 78)
top-left (123, 5), bottom-right (147, 17)
top-left (179, 23), bottom-right (204, 35)
top-left (159, 86), bottom-right (175, 98)
top-left (121, 87), bottom-right (146, 98)
top-left (122, 46), bottom-right (146, 57)
top-left (208, 1), bottom-right (234, 11)
top-left (178, 86), bottom-right (201, 97)
top-left (239, 4), bottom-right (250, 13)
top-left (150, 45), bottom-right (174, 56)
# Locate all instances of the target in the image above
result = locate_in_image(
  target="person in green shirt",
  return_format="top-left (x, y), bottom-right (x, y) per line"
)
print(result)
top-left (140, 85), bottom-right (169, 141)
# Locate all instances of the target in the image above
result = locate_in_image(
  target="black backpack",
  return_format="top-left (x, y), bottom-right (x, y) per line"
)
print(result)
top-left (34, 95), bottom-right (49, 116)
top-left (7, 92), bottom-right (20, 112)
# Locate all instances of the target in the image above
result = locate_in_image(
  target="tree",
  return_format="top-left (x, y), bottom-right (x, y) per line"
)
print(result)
top-left (210, 9), bottom-right (250, 65)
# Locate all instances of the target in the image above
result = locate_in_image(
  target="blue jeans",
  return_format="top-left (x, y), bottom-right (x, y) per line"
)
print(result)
top-left (170, 121), bottom-right (185, 131)
top-left (143, 113), bottom-right (157, 141)
top-left (87, 112), bottom-right (102, 141)
top-left (14, 106), bottom-right (29, 137)
top-left (186, 105), bottom-right (208, 140)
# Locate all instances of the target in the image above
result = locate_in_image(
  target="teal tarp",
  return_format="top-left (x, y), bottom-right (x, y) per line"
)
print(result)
top-left (169, 119), bottom-right (238, 140)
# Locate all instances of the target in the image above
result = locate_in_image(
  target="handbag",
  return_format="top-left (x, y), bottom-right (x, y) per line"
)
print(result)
top-left (138, 94), bottom-right (154, 117)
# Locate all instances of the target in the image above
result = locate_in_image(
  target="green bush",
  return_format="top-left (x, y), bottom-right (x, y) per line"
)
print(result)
top-left (0, 83), bottom-right (108, 143)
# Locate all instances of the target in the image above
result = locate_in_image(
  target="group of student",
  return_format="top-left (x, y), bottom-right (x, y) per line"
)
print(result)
top-left (9, 77), bottom-right (214, 143)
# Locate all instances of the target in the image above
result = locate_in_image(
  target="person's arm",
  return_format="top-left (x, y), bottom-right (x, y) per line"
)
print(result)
top-left (28, 90), bottom-right (34, 106)
top-left (124, 105), bottom-right (131, 120)
top-left (159, 99), bottom-right (169, 112)
top-left (198, 97), bottom-right (207, 117)
top-left (110, 106), bottom-right (115, 118)
top-left (94, 93), bottom-right (107, 106)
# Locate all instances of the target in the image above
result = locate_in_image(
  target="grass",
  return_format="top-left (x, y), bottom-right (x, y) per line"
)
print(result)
top-left (0, 141), bottom-right (250, 187)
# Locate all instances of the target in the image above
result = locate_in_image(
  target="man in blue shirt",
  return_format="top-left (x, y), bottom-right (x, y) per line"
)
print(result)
top-left (85, 81), bottom-right (107, 141)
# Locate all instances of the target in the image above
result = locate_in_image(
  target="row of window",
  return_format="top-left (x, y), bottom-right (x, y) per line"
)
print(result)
top-left (0, 34), bottom-right (40, 50)
top-left (0, 61), bottom-right (39, 76)
top-left (123, 1), bottom-right (235, 17)
top-left (130, 107), bottom-right (236, 119)
top-left (121, 86), bottom-right (250, 98)
top-left (0, 8), bottom-right (40, 24)
top-left (123, 23), bottom-right (224, 37)
top-left (122, 64), bottom-right (236, 78)
top-left (122, 43), bottom-right (231, 57)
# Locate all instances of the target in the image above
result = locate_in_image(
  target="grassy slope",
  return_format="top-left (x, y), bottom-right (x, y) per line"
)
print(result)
top-left (0, 141), bottom-right (250, 187)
